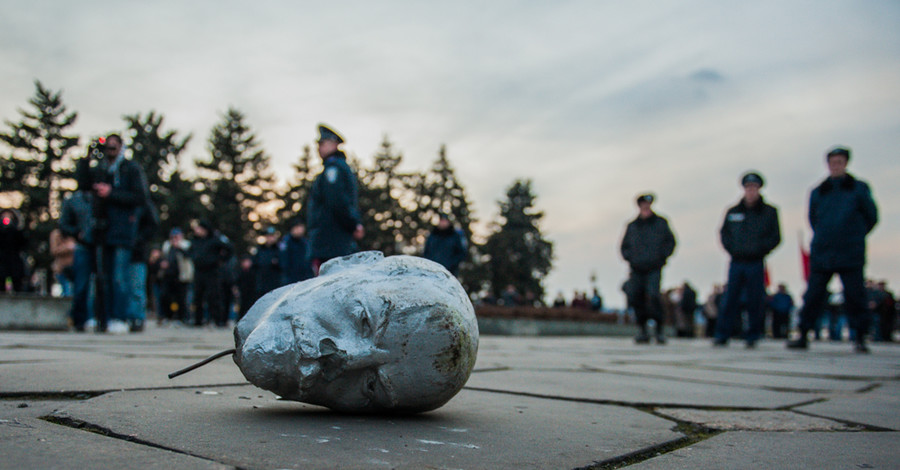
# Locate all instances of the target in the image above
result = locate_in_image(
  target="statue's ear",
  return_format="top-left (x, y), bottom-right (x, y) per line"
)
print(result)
top-left (319, 251), bottom-right (384, 276)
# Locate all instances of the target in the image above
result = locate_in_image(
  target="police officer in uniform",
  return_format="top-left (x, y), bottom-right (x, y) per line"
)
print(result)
top-left (620, 194), bottom-right (677, 344)
top-left (307, 124), bottom-right (364, 275)
top-left (714, 172), bottom-right (781, 348)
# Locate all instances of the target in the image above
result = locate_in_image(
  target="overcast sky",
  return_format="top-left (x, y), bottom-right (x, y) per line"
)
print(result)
top-left (2, 0), bottom-right (898, 307)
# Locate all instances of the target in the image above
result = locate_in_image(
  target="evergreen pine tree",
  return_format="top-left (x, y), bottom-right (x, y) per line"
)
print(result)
top-left (194, 108), bottom-right (277, 255)
top-left (0, 80), bottom-right (80, 273)
top-left (484, 179), bottom-right (553, 302)
top-left (357, 136), bottom-right (421, 256)
top-left (124, 111), bottom-right (195, 242)
top-left (418, 145), bottom-right (486, 296)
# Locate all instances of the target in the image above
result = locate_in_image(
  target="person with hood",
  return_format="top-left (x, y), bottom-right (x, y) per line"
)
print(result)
top-left (788, 147), bottom-right (878, 353)
top-left (423, 213), bottom-right (467, 277)
top-left (620, 193), bottom-right (677, 344)
top-left (714, 172), bottom-right (781, 348)
top-left (306, 124), bottom-right (364, 275)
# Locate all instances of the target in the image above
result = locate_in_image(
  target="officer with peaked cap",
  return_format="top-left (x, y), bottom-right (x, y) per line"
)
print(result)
top-left (714, 171), bottom-right (781, 348)
top-left (306, 124), bottom-right (364, 275)
top-left (620, 193), bottom-right (677, 344)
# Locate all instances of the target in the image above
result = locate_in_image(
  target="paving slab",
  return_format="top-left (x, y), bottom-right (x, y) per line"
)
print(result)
top-left (795, 381), bottom-right (900, 430)
top-left (466, 369), bottom-right (818, 408)
top-left (0, 416), bottom-right (231, 470)
top-left (654, 408), bottom-right (857, 431)
top-left (627, 431), bottom-right (900, 470)
top-left (3, 328), bottom-right (899, 468)
top-left (47, 386), bottom-right (680, 470)
top-left (594, 363), bottom-right (871, 393)
top-left (0, 353), bottom-right (246, 393)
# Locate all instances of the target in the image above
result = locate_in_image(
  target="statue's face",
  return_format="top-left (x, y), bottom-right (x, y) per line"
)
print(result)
top-left (234, 252), bottom-right (478, 413)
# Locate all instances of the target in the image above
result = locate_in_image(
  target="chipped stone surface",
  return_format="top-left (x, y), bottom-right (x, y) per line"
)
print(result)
top-left (654, 409), bottom-right (857, 431)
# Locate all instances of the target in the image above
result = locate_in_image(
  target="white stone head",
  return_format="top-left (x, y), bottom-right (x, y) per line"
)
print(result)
top-left (233, 252), bottom-right (479, 413)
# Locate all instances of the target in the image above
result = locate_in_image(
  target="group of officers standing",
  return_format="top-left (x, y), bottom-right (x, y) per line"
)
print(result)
top-left (620, 146), bottom-right (879, 353)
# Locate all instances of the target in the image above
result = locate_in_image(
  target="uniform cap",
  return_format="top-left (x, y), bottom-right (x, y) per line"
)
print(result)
top-left (741, 172), bottom-right (764, 187)
top-left (636, 193), bottom-right (655, 205)
top-left (317, 124), bottom-right (344, 144)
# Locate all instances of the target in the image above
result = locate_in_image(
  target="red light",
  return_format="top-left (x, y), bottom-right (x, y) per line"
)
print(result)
top-left (2, 217), bottom-right (10, 226)
top-left (98, 137), bottom-right (106, 144)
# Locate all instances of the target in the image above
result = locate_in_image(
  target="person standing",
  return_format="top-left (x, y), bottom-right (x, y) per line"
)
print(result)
top-left (59, 160), bottom-right (96, 331)
top-left (93, 134), bottom-right (149, 334)
top-left (714, 172), bottom-right (782, 348)
top-left (280, 218), bottom-right (314, 285)
top-left (0, 209), bottom-right (28, 293)
top-left (620, 194), bottom-right (676, 344)
top-left (768, 284), bottom-right (794, 339)
top-left (253, 226), bottom-right (283, 298)
top-left (189, 220), bottom-right (231, 327)
top-left (423, 213), bottom-right (467, 277)
top-left (159, 228), bottom-right (192, 325)
top-left (788, 147), bottom-right (878, 353)
top-left (307, 124), bottom-right (364, 275)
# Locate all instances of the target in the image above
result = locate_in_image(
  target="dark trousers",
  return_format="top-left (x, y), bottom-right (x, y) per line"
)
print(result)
top-left (626, 269), bottom-right (663, 333)
top-left (193, 270), bottom-right (225, 326)
top-left (770, 311), bottom-right (790, 339)
top-left (716, 260), bottom-right (766, 343)
top-left (797, 267), bottom-right (870, 341)
top-left (160, 280), bottom-right (188, 322)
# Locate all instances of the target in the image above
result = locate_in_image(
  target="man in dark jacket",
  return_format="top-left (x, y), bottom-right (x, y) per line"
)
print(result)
top-left (423, 214), bottom-right (467, 277)
top-left (620, 194), bottom-right (676, 344)
top-left (93, 134), bottom-right (149, 333)
top-left (280, 219), bottom-right (314, 285)
top-left (189, 220), bottom-right (231, 327)
top-left (714, 172), bottom-right (781, 348)
top-left (307, 124), bottom-right (364, 275)
top-left (788, 147), bottom-right (878, 353)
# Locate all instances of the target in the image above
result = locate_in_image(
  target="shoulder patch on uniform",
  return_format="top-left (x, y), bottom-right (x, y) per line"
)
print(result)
top-left (325, 167), bottom-right (338, 183)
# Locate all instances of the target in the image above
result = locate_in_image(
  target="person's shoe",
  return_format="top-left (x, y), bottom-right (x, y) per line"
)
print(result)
top-left (129, 320), bottom-right (145, 333)
top-left (655, 334), bottom-right (667, 345)
top-left (854, 341), bottom-right (870, 354)
top-left (634, 333), bottom-right (651, 344)
top-left (712, 339), bottom-right (728, 347)
top-left (107, 320), bottom-right (129, 334)
top-left (746, 340), bottom-right (757, 349)
top-left (786, 337), bottom-right (808, 350)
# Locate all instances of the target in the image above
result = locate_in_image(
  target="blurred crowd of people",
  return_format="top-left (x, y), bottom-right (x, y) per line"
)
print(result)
top-left (1, 133), bottom-right (895, 349)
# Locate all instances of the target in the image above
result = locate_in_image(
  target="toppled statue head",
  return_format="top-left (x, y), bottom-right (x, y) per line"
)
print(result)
top-left (233, 252), bottom-right (479, 413)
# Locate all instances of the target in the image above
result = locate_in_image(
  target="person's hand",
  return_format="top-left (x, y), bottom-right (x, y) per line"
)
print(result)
top-left (353, 224), bottom-right (365, 241)
top-left (94, 182), bottom-right (111, 198)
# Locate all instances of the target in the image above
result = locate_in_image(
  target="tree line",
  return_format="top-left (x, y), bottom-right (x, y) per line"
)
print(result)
top-left (0, 80), bottom-right (554, 301)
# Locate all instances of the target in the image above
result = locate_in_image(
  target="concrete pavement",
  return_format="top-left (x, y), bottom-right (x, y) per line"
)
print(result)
top-left (1, 325), bottom-right (898, 469)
